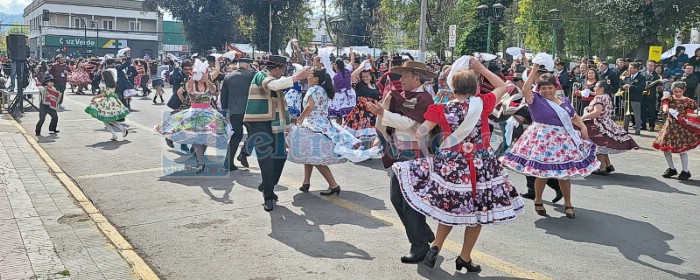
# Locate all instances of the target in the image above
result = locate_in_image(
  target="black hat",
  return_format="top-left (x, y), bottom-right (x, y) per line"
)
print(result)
top-left (235, 58), bottom-right (254, 64)
top-left (264, 55), bottom-right (288, 67)
top-left (43, 74), bottom-right (55, 86)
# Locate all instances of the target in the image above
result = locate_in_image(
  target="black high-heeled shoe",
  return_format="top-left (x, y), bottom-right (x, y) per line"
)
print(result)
top-left (455, 256), bottom-right (481, 273)
top-left (423, 246), bottom-right (440, 268)
top-left (299, 184), bottom-right (310, 193)
top-left (534, 203), bottom-right (547, 217)
top-left (320, 186), bottom-right (341, 196)
top-left (565, 206), bottom-right (576, 219)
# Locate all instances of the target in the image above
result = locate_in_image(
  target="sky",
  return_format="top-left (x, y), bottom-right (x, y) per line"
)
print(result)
top-left (0, 0), bottom-right (32, 14)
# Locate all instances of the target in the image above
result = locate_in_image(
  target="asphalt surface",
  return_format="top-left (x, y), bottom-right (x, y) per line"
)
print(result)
top-left (12, 87), bottom-right (700, 280)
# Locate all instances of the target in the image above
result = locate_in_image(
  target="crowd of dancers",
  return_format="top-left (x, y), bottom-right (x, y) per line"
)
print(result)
top-left (24, 41), bottom-right (700, 273)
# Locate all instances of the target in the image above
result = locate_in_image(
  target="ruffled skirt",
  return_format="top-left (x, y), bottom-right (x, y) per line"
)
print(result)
top-left (155, 104), bottom-right (233, 147)
top-left (584, 119), bottom-right (639, 154)
top-left (287, 118), bottom-right (380, 165)
top-left (392, 149), bottom-right (524, 226)
top-left (343, 97), bottom-right (379, 144)
top-left (84, 94), bottom-right (130, 122)
top-left (69, 69), bottom-right (92, 84)
top-left (328, 88), bottom-right (356, 119)
top-left (501, 122), bottom-right (600, 179)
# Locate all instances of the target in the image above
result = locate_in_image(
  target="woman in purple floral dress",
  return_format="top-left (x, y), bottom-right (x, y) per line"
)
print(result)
top-left (392, 59), bottom-right (524, 273)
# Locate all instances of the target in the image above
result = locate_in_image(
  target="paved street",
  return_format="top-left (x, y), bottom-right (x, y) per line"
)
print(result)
top-left (0, 116), bottom-right (137, 280)
top-left (7, 88), bottom-right (700, 280)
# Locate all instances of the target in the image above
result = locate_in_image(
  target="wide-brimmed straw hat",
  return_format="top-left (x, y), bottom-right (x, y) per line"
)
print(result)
top-left (392, 61), bottom-right (438, 79)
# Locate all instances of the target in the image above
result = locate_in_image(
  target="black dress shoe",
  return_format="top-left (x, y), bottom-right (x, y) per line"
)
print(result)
top-left (400, 252), bottom-right (427, 264)
top-left (423, 246), bottom-right (440, 268)
top-left (678, 171), bottom-right (691, 181)
top-left (299, 184), bottom-right (310, 193)
top-left (662, 168), bottom-right (678, 178)
top-left (237, 154), bottom-right (249, 168)
top-left (520, 192), bottom-right (535, 200)
top-left (165, 139), bottom-right (174, 148)
top-left (263, 199), bottom-right (275, 212)
top-left (257, 184), bottom-right (264, 192)
top-left (180, 144), bottom-right (189, 151)
top-left (35, 132), bottom-right (41, 136)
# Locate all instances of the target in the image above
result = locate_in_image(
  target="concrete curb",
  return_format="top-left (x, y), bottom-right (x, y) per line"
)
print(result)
top-left (8, 116), bottom-right (160, 280)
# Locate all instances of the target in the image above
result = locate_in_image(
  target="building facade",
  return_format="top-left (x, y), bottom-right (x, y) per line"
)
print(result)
top-left (24, 0), bottom-right (162, 59)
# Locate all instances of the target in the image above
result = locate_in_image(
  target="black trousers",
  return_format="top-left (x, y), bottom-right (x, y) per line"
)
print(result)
top-left (35, 104), bottom-right (58, 134)
top-left (641, 94), bottom-right (657, 129)
top-left (524, 176), bottom-right (561, 195)
top-left (247, 121), bottom-right (286, 200)
top-left (389, 150), bottom-right (435, 255)
top-left (224, 114), bottom-right (245, 167)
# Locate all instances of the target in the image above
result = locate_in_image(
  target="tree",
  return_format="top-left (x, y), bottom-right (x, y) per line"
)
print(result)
top-left (335, 0), bottom-right (381, 46)
top-left (145, 0), bottom-right (311, 54)
top-left (456, 0), bottom-right (513, 56)
top-left (143, 0), bottom-right (238, 53)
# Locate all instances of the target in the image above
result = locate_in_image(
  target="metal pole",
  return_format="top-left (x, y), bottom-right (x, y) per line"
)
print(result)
top-left (94, 25), bottom-right (98, 55)
top-left (83, 19), bottom-right (87, 57)
top-left (38, 23), bottom-right (42, 59)
top-left (552, 26), bottom-right (556, 59)
top-left (268, 2), bottom-right (272, 53)
top-left (418, 0), bottom-right (427, 61)
top-left (486, 21), bottom-right (492, 53)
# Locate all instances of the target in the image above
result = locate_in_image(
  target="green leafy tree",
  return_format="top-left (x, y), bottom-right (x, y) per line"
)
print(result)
top-left (238, 0), bottom-right (312, 54)
top-left (143, 0), bottom-right (239, 53)
top-left (335, 0), bottom-right (381, 46)
top-left (456, 0), bottom-right (513, 56)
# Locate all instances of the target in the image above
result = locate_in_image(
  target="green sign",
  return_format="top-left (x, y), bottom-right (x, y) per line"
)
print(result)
top-left (43, 36), bottom-right (127, 49)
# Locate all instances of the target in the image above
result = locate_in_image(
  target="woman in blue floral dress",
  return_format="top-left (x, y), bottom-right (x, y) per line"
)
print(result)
top-left (392, 59), bottom-right (524, 272)
top-left (155, 66), bottom-right (233, 174)
top-left (288, 68), bottom-right (378, 195)
top-left (85, 70), bottom-right (130, 141)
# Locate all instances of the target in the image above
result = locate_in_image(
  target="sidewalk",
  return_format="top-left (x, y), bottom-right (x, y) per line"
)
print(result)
top-left (0, 116), bottom-right (138, 280)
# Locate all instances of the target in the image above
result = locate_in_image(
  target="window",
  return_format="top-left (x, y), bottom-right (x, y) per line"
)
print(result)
top-left (102, 20), bottom-right (113, 30)
top-left (73, 18), bottom-right (86, 28)
top-left (129, 21), bottom-right (140, 31)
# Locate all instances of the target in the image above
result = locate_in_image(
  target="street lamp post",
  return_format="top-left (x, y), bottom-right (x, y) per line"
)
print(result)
top-left (264, 0), bottom-right (281, 54)
top-left (79, 18), bottom-right (88, 57)
top-left (329, 17), bottom-right (347, 57)
top-left (476, 3), bottom-right (504, 54)
top-left (548, 9), bottom-right (562, 59)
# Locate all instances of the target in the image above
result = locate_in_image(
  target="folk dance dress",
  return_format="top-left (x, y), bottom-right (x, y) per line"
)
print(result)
top-left (327, 69), bottom-right (356, 119)
top-left (501, 92), bottom-right (600, 179)
top-left (155, 89), bottom-right (233, 147)
top-left (343, 83), bottom-right (382, 145)
top-left (68, 63), bottom-right (92, 85)
top-left (652, 96), bottom-right (700, 153)
top-left (392, 93), bottom-right (524, 226)
top-left (287, 85), bottom-right (378, 165)
top-left (84, 87), bottom-right (130, 122)
top-left (584, 94), bottom-right (639, 154)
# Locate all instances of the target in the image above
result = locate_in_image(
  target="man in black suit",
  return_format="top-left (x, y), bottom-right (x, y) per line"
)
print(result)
top-left (641, 60), bottom-right (661, 131)
top-left (598, 61), bottom-right (619, 92)
top-left (622, 63), bottom-right (646, 135)
top-left (221, 58), bottom-right (256, 171)
top-left (680, 63), bottom-right (699, 101)
top-left (555, 61), bottom-right (569, 97)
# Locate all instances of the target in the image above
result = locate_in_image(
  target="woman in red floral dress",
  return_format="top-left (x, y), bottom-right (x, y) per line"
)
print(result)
top-left (343, 60), bottom-right (381, 149)
top-left (653, 81), bottom-right (700, 180)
